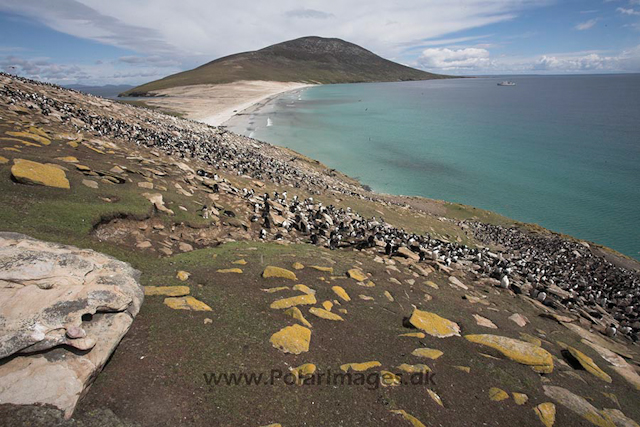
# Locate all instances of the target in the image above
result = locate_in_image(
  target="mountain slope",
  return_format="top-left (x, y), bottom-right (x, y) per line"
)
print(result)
top-left (122, 36), bottom-right (449, 96)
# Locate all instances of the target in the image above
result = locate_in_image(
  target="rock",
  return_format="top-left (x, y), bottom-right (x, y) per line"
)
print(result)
top-left (178, 242), bottom-right (193, 252)
top-left (163, 296), bottom-right (212, 311)
top-left (427, 389), bottom-right (444, 407)
top-left (292, 262), bottom-right (304, 270)
top-left (563, 346), bottom-right (612, 383)
top-left (217, 268), bottom-right (243, 274)
top-left (291, 363), bottom-right (316, 385)
top-left (136, 241), bottom-right (152, 249)
top-left (322, 301), bottom-right (333, 311)
top-left (11, 159), bottom-right (70, 189)
top-left (309, 307), bottom-right (344, 321)
top-left (465, 334), bottom-right (554, 373)
top-left (332, 286), bottom-right (351, 302)
top-left (534, 402), bottom-right (556, 427)
top-left (311, 265), bottom-right (333, 273)
top-left (473, 314), bottom-right (498, 329)
top-left (399, 332), bottom-right (426, 338)
top-left (489, 387), bottom-right (510, 401)
top-left (543, 386), bottom-right (615, 427)
top-left (81, 179), bottom-right (98, 189)
top-left (262, 286), bottom-right (289, 293)
top-left (142, 193), bottom-right (174, 215)
top-left (408, 308), bottom-right (461, 338)
top-left (411, 348), bottom-right (444, 359)
top-left (0, 155), bottom-right (9, 164)
top-left (0, 232), bottom-right (143, 418)
top-left (346, 268), bottom-right (367, 282)
top-left (176, 271), bottom-right (190, 281)
top-left (513, 392), bottom-right (529, 405)
top-left (449, 276), bottom-right (469, 290)
top-left (137, 181), bottom-right (154, 189)
top-left (519, 332), bottom-right (543, 347)
top-left (380, 370), bottom-right (401, 387)
top-left (144, 286), bottom-right (190, 297)
top-left (340, 361), bottom-right (381, 372)
top-left (390, 409), bottom-right (427, 427)
top-left (270, 324), bottom-right (311, 354)
top-left (453, 365), bottom-right (471, 373)
top-left (293, 284), bottom-right (315, 295)
top-left (384, 290), bottom-right (394, 301)
top-left (397, 363), bottom-right (431, 374)
top-left (262, 266), bottom-right (298, 281)
top-left (425, 281), bottom-right (439, 289)
top-left (6, 130), bottom-right (50, 145)
top-left (509, 313), bottom-right (529, 327)
top-left (232, 259), bottom-right (247, 265)
top-left (284, 307), bottom-right (312, 328)
top-left (397, 246), bottom-right (420, 261)
top-left (204, 318), bottom-right (213, 325)
top-left (582, 339), bottom-right (640, 390)
top-left (270, 294), bottom-right (317, 310)
top-left (600, 409), bottom-right (640, 427)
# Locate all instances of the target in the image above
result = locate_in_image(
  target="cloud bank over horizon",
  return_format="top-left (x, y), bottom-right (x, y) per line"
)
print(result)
top-left (0, 0), bottom-right (639, 84)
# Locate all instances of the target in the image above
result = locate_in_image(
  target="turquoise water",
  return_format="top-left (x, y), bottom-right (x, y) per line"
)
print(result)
top-left (227, 75), bottom-right (640, 260)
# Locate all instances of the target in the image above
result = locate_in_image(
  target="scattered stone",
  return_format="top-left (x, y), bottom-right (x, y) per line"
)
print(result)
top-left (291, 363), bottom-right (316, 385)
top-left (81, 179), bottom-right (98, 189)
top-left (543, 386), bottom-right (613, 427)
top-left (346, 268), bottom-right (367, 282)
top-left (473, 314), bottom-right (498, 329)
top-left (384, 290), bottom-right (394, 301)
top-left (380, 370), bottom-right (401, 387)
top-left (359, 294), bottom-right (374, 301)
top-left (55, 156), bottom-right (78, 163)
top-left (390, 409), bottom-right (427, 427)
top-left (232, 259), bottom-right (247, 265)
top-left (217, 268), bottom-right (243, 274)
top-left (411, 348), bottom-right (444, 360)
top-left (425, 281), bottom-right (439, 289)
top-left (137, 181), bottom-right (154, 189)
top-left (263, 266), bottom-right (298, 281)
top-left (332, 286), bottom-right (351, 302)
top-left (534, 402), bottom-right (556, 427)
top-left (6, 130), bottom-right (50, 145)
top-left (292, 262), bottom-right (304, 270)
top-left (270, 324), bottom-right (311, 354)
top-left (563, 346), bottom-right (612, 383)
top-left (489, 387), bottom-right (510, 401)
top-left (311, 265), bottom-right (333, 273)
top-left (582, 339), bottom-right (640, 390)
top-left (270, 294), bottom-right (317, 310)
top-left (178, 242), bottom-right (193, 252)
top-left (142, 193), bottom-right (174, 215)
top-left (0, 155), bottom-right (9, 164)
top-left (144, 286), bottom-right (190, 297)
top-left (519, 332), bottom-right (543, 347)
top-left (293, 284), bottom-right (315, 295)
top-left (322, 301), bottom-right (333, 311)
top-left (427, 389), bottom-right (444, 407)
top-left (509, 313), bottom-right (529, 327)
top-left (11, 159), bottom-right (70, 189)
top-left (262, 287), bottom-right (290, 293)
top-left (340, 361), bottom-right (381, 372)
top-left (400, 332), bottom-right (426, 338)
top-left (164, 296), bottom-right (212, 311)
top-left (453, 365), bottom-right (471, 373)
top-left (309, 307), bottom-right (344, 321)
top-left (176, 271), bottom-right (190, 281)
top-left (449, 276), bottom-right (469, 290)
top-left (465, 334), bottom-right (554, 373)
top-left (397, 363), bottom-right (431, 374)
top-left (204, 318), bottom-right (213, 325)
top-left (513, 393), bottom-right (529, 405)
top-left (284, 307), bottom-right (312, 328)
top-left (408, 308), bottom-right (461, 338)
top-left (600, 409), bottom-right (640, 427)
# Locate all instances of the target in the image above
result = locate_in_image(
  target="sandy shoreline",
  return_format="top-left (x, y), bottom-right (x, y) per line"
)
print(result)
top-left (140, 80), bottom-right (313, 126)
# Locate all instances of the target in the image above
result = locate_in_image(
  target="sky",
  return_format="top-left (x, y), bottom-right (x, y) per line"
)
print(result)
top-left (0, 0), bottom-right (639, 85)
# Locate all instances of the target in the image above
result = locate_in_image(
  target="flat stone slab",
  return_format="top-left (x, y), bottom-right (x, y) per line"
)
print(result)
top-left (0, 232), bottom-right (143, 418)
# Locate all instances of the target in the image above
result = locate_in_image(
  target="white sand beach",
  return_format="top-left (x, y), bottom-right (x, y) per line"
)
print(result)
top-left (140, 80), bottom-right (313, 126)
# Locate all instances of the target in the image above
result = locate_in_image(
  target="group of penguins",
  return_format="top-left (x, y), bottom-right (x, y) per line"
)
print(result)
top-left (3, 72), bottom-right (639, 343)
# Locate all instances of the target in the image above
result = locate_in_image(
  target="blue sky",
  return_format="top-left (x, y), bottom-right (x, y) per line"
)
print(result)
top-left (0, 0), bottom-right (639, 85)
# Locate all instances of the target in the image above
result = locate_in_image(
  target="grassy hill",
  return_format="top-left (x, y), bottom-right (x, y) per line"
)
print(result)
top-left (122, 36), bottom-right (449, 96)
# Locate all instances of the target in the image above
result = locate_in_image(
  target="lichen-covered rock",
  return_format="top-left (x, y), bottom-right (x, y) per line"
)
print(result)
top-left (163, 296), bottom-right (212, 311)
top-left (346, 268), bottom-right (367, 282)
top-left (263, 266), bottom-right (298, 281)
top-left (270, 324), bottom-right (311, 354)
top-left (11, 159), bottom-right (70, 189)
top-left (391, 409), bottom-right (427, 427)
top-left (340, 361), bottom-right (381, 372)
top-left (309, 307), bottom-right (344, 321)
top-left (270, 294), bottom-right (316, 309)
top-left (0, 232), bottom-right (143, 418)
top-left (284, 307), bottom-right (312, 328)
top-left (332, 286), bottom-right (351, 302)
top-left (543, 386), bottom-right (615, 427)
top-left (534, 402), bottom-right (556, 427)
top-left (144, 286), bottom-right (190, 297)
top-left (409, 308), bottom-right (461, 338)
top-left (465, 334), bottom-right (554, 373)
top-left (489, 387), bottom-right (509, 401)
top-left (411, 348), bottom-right (443, 359)
top-left (564, 345), bottom-right (612, 383)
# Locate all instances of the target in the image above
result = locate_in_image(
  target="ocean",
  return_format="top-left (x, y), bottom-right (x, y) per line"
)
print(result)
top-left (225, 75), bottom-right (640, 260)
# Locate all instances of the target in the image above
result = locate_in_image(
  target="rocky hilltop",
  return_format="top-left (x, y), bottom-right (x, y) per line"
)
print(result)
top-left (122, 36), bottom-right (448, 96)
top-left (1, 73), bottom-right (640, 426)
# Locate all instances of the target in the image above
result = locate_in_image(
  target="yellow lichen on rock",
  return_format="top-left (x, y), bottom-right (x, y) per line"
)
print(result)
top-left (340, 361), bottom-right (381, 372)
top-left (332, 286), bottom-right (351, 302)
top-left (0, 156), bottom-right (9, 164)
top-left (6, 131), bottom-right (50, 145)
top-left (425, 281), bottom-right (439, 289)
top-left (270, 294), bottom-right (317, 309)
top-left (408, 308), bottom-right (461, 338)
top-left (262, 286), bottom-right (289, 293)
top-left (270, 324), bottom-right (311, 354)
top-left (489, 387), bottom-right (510, 402)
top-left (411, 348), bottom-right (444, 360)
top-left (322, 301), bottom-right (333, 311)
top-left (565, 346), bottom-right (612, 383)
top-left (311, 265), bottom-right (333, 273)
top-left (384, 290), bottom-right (394, 301)
top-left (217, 268), bottom-right (243, 274)
top-left (399, 332), bottom-right (426, 338)
top-left (291, 363), bottom-right (316, 384)
top-left (534, 402), bottom-right (556, 427)
top-left (309, 307), bottom-right (344, 321)
top-left (163, 296), bottom-right (212, 311)
top-left (519, 332), bottom-right (543, 347)
top-left (144, 286), bottom-right (190, 297)
top-left (55, 156), bottom-right (78, 163)
top-left (284, 307), bottom-right (312, 328)
top-left (465, 334), bottom-right (554, 373)
top-left (293, 284), bottom-right (315, 295)
top-left (390, 409), bottom-right (427, 427)
top-left (453, 365), bottom-right (471, 373)
top-left (11, 159), bottom-right (70, 189)
top-left (346, 269), bottom-right (367, 282)
top-left (380, 370), bottom-right (400, 387)
top-left (543, 386), bottom-right (615, 427)
top-left (427, 389), bottom-right (444, 407)
top-left (232, 259), bottom-right (247, 265)
top-left (397, 363), bottom-right (430, 374)
top-left (263, 266), bottom-right (298, 281)
top-left (292, 262), bottom-right (304, 270)
top-left (513, 392), bottom-right (529, 405)
top-left (176, 270), bottom-right (190, 281)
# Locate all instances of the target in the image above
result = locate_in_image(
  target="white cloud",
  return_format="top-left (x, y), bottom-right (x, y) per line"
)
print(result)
top-left (417, 47), bottom-right (494, 70)
top-left (575, 19), bottom-right (598, 30)
top-left (617, 7), bottom-right (640, 15)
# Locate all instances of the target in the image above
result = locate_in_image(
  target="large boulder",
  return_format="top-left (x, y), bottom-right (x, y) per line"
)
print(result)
top-left (11, 159), bottom-right (70, 189)
top-left (0, 232), bottom-right (143, 418)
